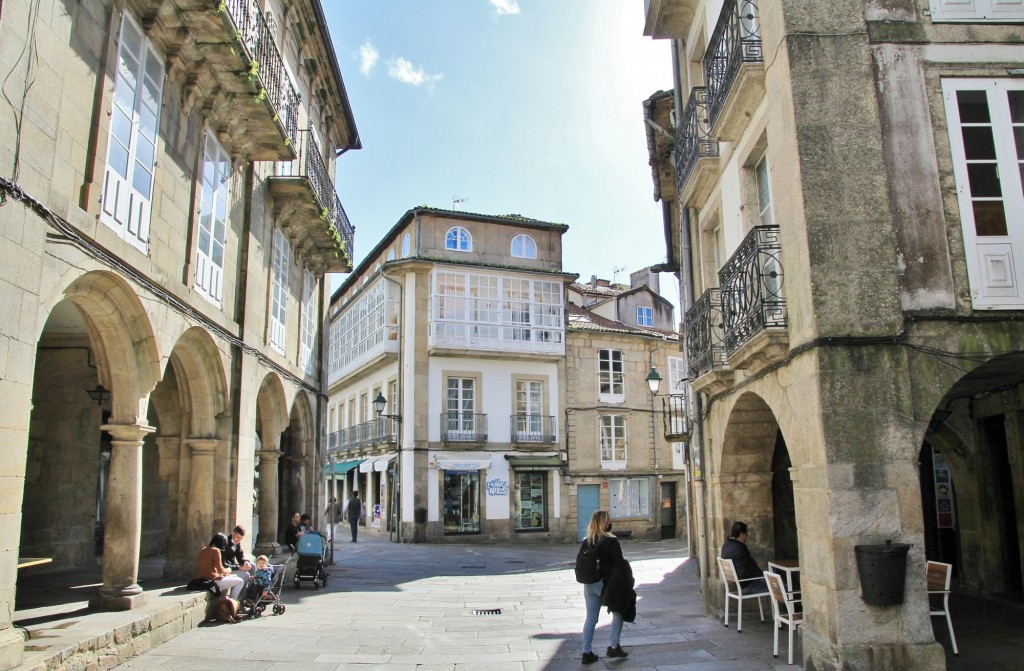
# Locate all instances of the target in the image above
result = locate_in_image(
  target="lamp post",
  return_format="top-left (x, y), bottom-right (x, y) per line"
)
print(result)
top-left (645, 367), bottom-right (662, 396)
top-left (373, 391), bottom-right (402, 423)
top-left (372, 392), bottom-right (402, 543)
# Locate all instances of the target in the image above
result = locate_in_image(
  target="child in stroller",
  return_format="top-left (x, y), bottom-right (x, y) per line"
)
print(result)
top-left (243, 555), bottom-right (286, 617)
top-left (294, 531), bottom-right (328, 589)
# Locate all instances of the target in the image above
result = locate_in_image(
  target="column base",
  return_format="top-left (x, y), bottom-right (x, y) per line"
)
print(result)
top-left (255, 541), bottom-right (281, 556)
top-left (90, 585), bottom-right (147, 611)
top-left (804, 627), bottom-right (947, 670)
top-left (0, 626), bottom-right (25, 671)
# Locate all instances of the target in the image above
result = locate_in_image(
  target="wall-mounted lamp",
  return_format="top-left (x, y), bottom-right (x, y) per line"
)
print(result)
top-left (86, 384), bottom-right (111, 406)
top-left (373, 391), bottom-right (402, 423)
top-left (645, 367), bottom-right (662, 395)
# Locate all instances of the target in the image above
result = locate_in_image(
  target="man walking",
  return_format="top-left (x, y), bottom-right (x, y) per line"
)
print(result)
top-left (342, 491), bottom-right (364, 543)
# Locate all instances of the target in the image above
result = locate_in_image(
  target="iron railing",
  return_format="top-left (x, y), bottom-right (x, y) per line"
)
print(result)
top-left (441, 413), bottom-right (488, 443)
top-left (702, 0), bottom-right (762, 130)
top-left (327, 417), bottom-right (398, 452)
top-left (225, 0), bottom-right (299, 145)
top-left (661, 393), bottom-right (691, 441)
top-left (684, 288), bottom-right (727, 378)
top-left (674, 87), bottom-right (720, 194)
top-left (510, 415), bottom-right (557, 443)
top-left (329, 188), bottom-right (355, 262)
top-left (718, 225), bottom-right (785, 355)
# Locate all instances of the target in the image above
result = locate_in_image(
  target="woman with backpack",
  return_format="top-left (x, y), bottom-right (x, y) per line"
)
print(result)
top-left (578, 510), bottom-right (631, 664)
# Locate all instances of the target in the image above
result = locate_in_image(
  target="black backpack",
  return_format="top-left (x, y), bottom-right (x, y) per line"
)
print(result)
top-left (575, 539), bottom-right (602, 584)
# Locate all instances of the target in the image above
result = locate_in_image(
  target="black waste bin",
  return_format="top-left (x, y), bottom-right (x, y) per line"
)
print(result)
top-left (414, 507), bottom-right (428, 524)
top-left (855, 540), bottom-right (911, 606)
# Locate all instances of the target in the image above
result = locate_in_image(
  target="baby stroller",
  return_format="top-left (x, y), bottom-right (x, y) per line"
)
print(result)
top-left (294, 532), bottom-right (328, 589)
top-left (244, 564), bottom-right (286, 618)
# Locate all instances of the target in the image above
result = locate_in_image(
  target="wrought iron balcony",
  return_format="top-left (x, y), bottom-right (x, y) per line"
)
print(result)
top-left (268, 129), bottom-right (356, 272)
top-left (703, 0), bottom-right (763, 138)
top-left (661, 393), bottom-right (691, 442)
top-left (510, 415), bottom-right (557, 444)
top-left (684, 288), bottom-right (728, 379)
top-left (674, 87), bottom-right (720, 205)
top-left (718, 225), bottom-right (786, 356)
top-left (441, 413), bottom-right (488, 443)
top-left (327, 417), bottom-right (398, 453)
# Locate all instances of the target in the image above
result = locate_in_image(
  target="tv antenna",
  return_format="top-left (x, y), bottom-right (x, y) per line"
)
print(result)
top-left (452, 195), bottom-right (469, 211)
top-left (612, 266), bottom-right (627, 285)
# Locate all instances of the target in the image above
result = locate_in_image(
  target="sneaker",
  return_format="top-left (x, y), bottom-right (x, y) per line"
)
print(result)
top-left (581, 652), bottom-right (599, 664)
top-left (606, 646), bottom-right (628, 659)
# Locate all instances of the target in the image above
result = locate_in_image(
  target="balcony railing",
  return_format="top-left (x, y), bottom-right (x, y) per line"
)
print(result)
top-left (661, 393), bottom-right (691, 442)
top-left (225, 0), bottom-right (299, 146)
top-left (718, 225), bottom-right (785, 355)
top-left (684, 288), bottom-right (727, 379)
top-left (510, 415), bottom-right (557, 443)
top-left (674, 87), bottom-right (720, 195)
top-left (328, 186), bottom-right (356, 262)
top-left (703, 0), bottom-right (762, 130)
top-left (327, 417), bottom-right (398, 453)
top-left (441, 413), bottom-right (488, 443)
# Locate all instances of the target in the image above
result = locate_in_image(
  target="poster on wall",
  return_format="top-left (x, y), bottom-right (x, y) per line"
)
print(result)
top-left (372, 503), bottom-right (382, 528)
top-left (933, 451), bottom-right (956, 529)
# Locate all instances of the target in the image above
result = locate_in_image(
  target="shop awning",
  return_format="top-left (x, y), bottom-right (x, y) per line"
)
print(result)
top-left (359, 454), bottom-right (397, 473)
top-left (324, 459), bottom-right (363, 476)
top-left (505, 456), bottom-right (563, 470)
top-left (435, 458), bottom-right (492, 472)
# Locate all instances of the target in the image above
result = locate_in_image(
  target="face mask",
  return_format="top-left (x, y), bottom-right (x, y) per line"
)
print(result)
top-left (605, 523), bottom-right (612, 532)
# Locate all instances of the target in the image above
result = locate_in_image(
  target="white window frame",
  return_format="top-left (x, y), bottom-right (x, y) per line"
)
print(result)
top-left (942, 79), bottom-right (1024, 309)
top-left (511, 234), bottom-right (537, 259)
top-left (929, 0), bottom-right (1024, 22)
top-left (101, 12), bottom-right (164, 252)
top-left (515, 379), bottom-right (544, 438)
top-left (401, 232), bottom-right (411, 257)
top-left (445, 226), bottom-right (472, 252)
top-left (300, 269), bottom-right (316, 373)
top-left (637, 306), bottom-right (653, 327)
top-left (598, 349), bottom-right (624, 403)
top-left (609, 477), bottom-right (651, 518)
top-left (446, 377), bottom-right (477, 438)
top-left (668, 356), bottom-right (687, 393)
top-left (269, 228), bottom-right (290, 353)
top-left (599, 414), bottom-right (627, 469)
top-left (194, 132), bottom-right (230, 305)
top-left (755, 153), bottom-right (774, 228)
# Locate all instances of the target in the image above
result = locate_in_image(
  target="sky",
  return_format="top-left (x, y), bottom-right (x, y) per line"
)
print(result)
top-left (322, 1), bottom-right (676, 305)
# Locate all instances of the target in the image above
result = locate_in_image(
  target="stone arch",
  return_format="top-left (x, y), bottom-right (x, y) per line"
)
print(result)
top-left (281, 390), bottom-right (316, 525)
top-left (254, 372), bottom-right (288, 551)
top-left (256, 373), bottom-right (289, 444)
top-left (167, 327), bottom-right (228, 438)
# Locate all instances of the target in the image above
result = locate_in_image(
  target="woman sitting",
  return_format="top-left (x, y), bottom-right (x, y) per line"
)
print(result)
top-left (195, 532), bottom-right (245, 600)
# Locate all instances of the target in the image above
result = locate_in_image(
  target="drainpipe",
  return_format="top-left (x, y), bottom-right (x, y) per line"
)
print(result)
top-left (382, 273), bottom-right (404, 543)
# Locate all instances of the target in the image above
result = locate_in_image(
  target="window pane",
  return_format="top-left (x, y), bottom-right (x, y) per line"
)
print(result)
top-left (131, 163), bottom-right (152, 197)
top-left (973, 201), bottom-right (1008, 236)
top-left (962, 126), bottom-right (997, 161)
top-left (1016, 128), bottom-right (1024, 163)
top-left (198, 224), bottom-right (211, 254)
top-left (1009, 91), bottom-right (1024, 124)
top-left (111, 108), bottom-right (133, 145)
top-left (957, 90), bottom-right (990, 123)
top-left (966, 163), bottom-right (1002, 198)
top-left (212, 240), bottom-right (224, 265)
top-left (108, 140), bottom-right (130, 178)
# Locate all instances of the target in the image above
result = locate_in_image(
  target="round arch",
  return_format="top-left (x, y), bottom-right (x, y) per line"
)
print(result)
top-left (166, 327), bottom-right (228, 438)
top-left (256, 373), bottom-right (289, 447)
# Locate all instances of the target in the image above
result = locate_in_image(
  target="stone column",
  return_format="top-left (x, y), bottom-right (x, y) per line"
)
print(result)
top-left (255, 448), bottom-right (281, 553)
top-left (155, 436), bottom-right (188, 578)
top-left (186, 439), bottom-right (218, 554)
top-left (92, 423), bottom-right (154, 610)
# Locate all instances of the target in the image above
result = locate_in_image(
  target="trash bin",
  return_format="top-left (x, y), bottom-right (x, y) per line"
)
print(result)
top-left (414, 507), bottom-right (427, 524)
top-left (855, 540), bottom-right (911, 606)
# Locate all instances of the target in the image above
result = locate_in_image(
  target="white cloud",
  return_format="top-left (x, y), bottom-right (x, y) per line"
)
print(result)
top-left (490, 0), bottom-right (520, 15)
top-left (359, 41), bottom-right (379, 76)
top-left (387, 57), bottom-right (443, 88)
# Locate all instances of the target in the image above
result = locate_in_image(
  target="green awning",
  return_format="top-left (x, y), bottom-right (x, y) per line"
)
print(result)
top-left (324, 459), bottom-right (363, 476)
top-left (505, 456), bottom-right (563, 470)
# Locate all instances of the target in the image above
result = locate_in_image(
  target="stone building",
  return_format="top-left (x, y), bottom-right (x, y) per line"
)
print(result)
top-left (0, 0), bottom-right (357, 666)
top-left (565, 274), bottom-right (687, 542)
top-left (644, 0), bottom-right (1024, 668)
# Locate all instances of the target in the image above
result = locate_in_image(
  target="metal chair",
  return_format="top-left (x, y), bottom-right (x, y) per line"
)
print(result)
top-left (764, 570), bottom-right (803, 664)
top-left (717, 557), bottom-right (767, 631)
top-left (927, 560), bottom-right (958, 655)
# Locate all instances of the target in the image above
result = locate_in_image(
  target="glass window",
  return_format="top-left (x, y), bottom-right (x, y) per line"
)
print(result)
top-left (443, 471), bottom-right (480, 534)
top-left (514, 471), bottom-right (547, 530)
top-left (299, 270), bottom-right (316, 373)
top-left (195, 132), bottom-right (230, 305)
top-left (401, 233), bottom-right (411, 257)
top-left (445, 226), bottom-right (472, 251)
top-left (268, 228), bottom-right (290, 353)
top-left (446, 377), bottom-right (477, 439)
top-left (514, 380), bottom-right (544, 439)
top-left (511, 234), bottom-right (537, 258)
top-left (637, 306), bottom-right (653, 326)
top-left (755, 154), bottom-right (774, 228)
top-left (598, 349), bottom-right (624, 401)
top-left (599, 414), bottom-right (627, 467)
top-left (609, 477), bottom-right (651, 518)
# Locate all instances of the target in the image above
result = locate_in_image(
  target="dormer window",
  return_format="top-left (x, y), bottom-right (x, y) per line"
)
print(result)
top-left (511, 234), bottom-right (537, 259)
top-left (445, 226), bottom-right (472, 252)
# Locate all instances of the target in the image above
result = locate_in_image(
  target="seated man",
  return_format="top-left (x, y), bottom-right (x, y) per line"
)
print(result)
top-left (283, 511), bottom-right (303, 551)
top-left (223, 525), bottom-right (254, 587)
top-left (721, 521), bottom-right (768, 594)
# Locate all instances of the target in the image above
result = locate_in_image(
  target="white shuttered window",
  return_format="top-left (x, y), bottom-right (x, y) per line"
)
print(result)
top-left (195, 133), bottom-right (230, 305)
top-left (269, 228), bottom-right (290, 352)
top-left (300, 269), bottom-right (316, 373)
top-left (929, 0), bottom-right (1024, 21)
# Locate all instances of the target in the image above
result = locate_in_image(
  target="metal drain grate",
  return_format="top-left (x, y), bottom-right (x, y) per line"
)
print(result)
top-left (473, 608), bottom-right (502, 616)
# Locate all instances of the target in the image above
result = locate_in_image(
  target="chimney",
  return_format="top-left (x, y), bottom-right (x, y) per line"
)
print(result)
top-left (630, 267), bottom-right (660, 294)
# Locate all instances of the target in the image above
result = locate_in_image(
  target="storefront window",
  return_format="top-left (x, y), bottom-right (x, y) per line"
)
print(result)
top-left (514, 471), bottom-right (547, 531)
top-left (609, 477), bottom-right (651, 518)
top-left (443, 471), bottom-right (480, 534)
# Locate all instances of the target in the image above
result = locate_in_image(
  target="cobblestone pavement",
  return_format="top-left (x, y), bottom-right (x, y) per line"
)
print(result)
top-left (116, 534), bottom-right (802, 671)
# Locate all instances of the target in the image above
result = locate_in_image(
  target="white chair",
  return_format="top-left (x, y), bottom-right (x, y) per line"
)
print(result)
top-left (717, 557), bottom-right (767, 631)
top-left (927, 560), bottom-right (958, 655)
top-left (764, 570), bottom-right (803, 664)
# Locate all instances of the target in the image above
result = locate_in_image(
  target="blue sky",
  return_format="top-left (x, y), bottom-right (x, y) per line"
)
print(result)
top-left (323, 1), bottom-right (675, 303)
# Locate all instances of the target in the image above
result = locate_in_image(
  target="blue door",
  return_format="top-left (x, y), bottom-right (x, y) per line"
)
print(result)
top-left (577, 485), bottom-right (600, 541)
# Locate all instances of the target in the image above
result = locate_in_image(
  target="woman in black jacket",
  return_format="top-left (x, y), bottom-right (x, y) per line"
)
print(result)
top-left (579, 510), bottom-right (631, 664)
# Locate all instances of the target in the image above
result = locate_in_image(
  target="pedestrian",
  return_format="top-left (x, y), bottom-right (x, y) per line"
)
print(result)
top-left (342, 491), bottom-right (364, 542)
top-left (579, 510), bottom-right (632, 664)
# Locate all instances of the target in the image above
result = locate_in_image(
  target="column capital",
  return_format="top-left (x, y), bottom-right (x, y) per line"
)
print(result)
top-left (187, 438), bottom-right (220, 454)
top-left (258, 449), bottom-right (283, 462)
top-left (100, 423), bottom-right (155, 443)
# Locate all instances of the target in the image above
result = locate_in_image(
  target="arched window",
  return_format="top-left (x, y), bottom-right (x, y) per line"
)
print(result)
top-left (401, 233), bottom-right (411, 258)
top-left (387, 249), bottom-right (395, 261)
top-left (511, 234), bottom-right (537, 259)
top-left (445, 226), bottom-right (472, 252)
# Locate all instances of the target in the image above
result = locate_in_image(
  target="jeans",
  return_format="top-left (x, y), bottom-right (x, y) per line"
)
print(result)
top-left (582, 580), bottom-right (622, 653)
top-left (216, 574), bottom-right (245, 600)
top-left (349, 518), bottom-right (358, 541)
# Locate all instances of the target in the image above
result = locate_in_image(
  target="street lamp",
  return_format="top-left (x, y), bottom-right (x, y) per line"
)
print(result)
top-left (645, 367), bottom-right (662, 395)
top-left (373, 391), bottom-right (402, 423)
